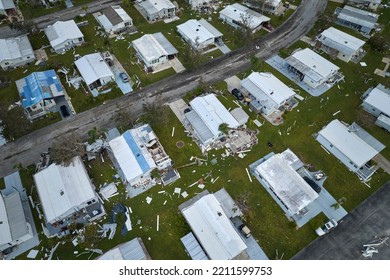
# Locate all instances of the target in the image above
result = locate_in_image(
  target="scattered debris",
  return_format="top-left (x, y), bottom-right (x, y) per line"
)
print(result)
top-left (27, 249), bottom-right (39, 259)
top-left (174, 187), bottom-right (181, 197)
top-left (245, 168), bottom-right (252, 182)
top-left (146, 196), bottom-right (152, 204)
top-left (198, 184), bottom-right (205, 189)
top-left (172, 127), bottom-right (175, 137)
top-left (99, 182), bottom-right (118, 201)
top-left (72, 238), bottom-right (78, 246)
top-left (156, 215), bottom-right (160, 231)
top-left (181, 191), bottom-right (188, 198)
top-left (211, 176), bottom-right (220, 184)
top-left (360, 62), bottom-right (367, 67)
top-left (98, 223), bottom-right (117, 239)
top-left (163, 200), bottom-right (167, 205)
top-left (333, 110), bottom-right (341, 116)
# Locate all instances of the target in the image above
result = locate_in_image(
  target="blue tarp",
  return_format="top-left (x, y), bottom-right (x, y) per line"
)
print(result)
top-left (123, 130), bottom-right (150, 173)
top-left (20, 70), bottom-right (63, 108)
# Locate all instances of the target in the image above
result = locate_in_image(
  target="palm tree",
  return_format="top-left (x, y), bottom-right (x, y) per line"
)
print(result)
top-left (218, 123), bottom-right (230, 135)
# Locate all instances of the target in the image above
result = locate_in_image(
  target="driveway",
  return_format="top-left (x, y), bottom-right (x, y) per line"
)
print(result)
top-left (224, 76), bottom-right (241, 93)
top-left (113, 68), bottom-right (133, 94)
top-left (293, 180), bottom-right (390, 260)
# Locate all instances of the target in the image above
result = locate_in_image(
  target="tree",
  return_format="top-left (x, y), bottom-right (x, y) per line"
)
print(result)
top-left (111, 107), bottom-right (135, 130)
top-left (368, 34), bottom-right (389, 53)
top-left (9, 20), bottom-right (38, 35)
top-left (218, 123), bottom-right (230, 135)
top-left (50, 133), bottom-right (86, 166)
top-left (181, 37), bottom-right (205, 70)
top-left (0, 104), bottom-right (31, 141)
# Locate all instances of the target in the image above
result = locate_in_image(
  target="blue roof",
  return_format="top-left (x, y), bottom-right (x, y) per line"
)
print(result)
top-left (123, 131), bottom-right (150, 173)
top-left (18, 70), bottom-right (63, 108)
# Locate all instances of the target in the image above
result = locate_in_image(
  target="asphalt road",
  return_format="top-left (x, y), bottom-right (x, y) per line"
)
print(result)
top-left (293, 180), bottom-right (390, 260)
top-left (0, 0), bottom-right (327, 178)
top-left (0, 0), bottom-right (122, 38)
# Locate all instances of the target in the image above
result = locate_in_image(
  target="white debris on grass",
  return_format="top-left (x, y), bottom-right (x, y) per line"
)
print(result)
top-left (72, 238), bottom-right (78, 246)
top-left (146, 196), bottom-right (153, 204)
top-left (157, 215), bottom-right (160, 231)
top-left (360, 62), bottom-right (367, 67)
top-left (99, 182), bottom-right (118, 201)
top-left (198, 184), bottom-right (205, 189)
top-left (172, 127), bottom-right (175, 137)
top-left (245, 168), bottom-right (252, 182)
top-left (181, 191), bottom-right (188, 198)
top-left (27, 249), bottom-right (39, 259)
top-left (98, 223), bottom-right (117, 239)
top-left (163, 200), bottom-right (167, 205)
top-left (253, 119), bottom-right (262, 127)
top-left (174, 187), bottom-right (181, 197)
top-left (125, 210), bottom-right (132, 231)
top-left (211, 176), bottom-right (220, 184)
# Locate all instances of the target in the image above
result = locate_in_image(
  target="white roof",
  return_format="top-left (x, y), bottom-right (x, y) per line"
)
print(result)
top-left (220, 3), bottom-right (270, 30)
top-left (255, 150), bottom-right (319, 214)
top-left (112, 5), bottom-right (132, 22)
top-left (0, 193), bottom-right (12, 246)
top-left (132, 33), bottom-right (177, 63)
top-left (181, 194), bottom-right (247, 260)
top-left (319, 27), bottom-right (365, 53)
top-left (140, 0), bottom-right (175, 14)
top-left (98, 238), bottom-right (149, 260)
top-left (363, 85), bottom-right (390, 116)
top-left (108, 124), bottom-right (157, 183)
top-left (242, 72), bottom-right (296, 105)
top-left (291, 48), bottom-right (340, 80)
top-left (0, 35), bottom-right (34, 62)
top-left (44, 20), bottom-right (84, 49)
top-left (75, 53), bottom-right (114, 85)
top-left (177, 19), bottom-right (222, 46)
top-left (190, 94), bottom-right (240, 138)
top-left (33, 157), bottom-right (97, 224)
top-left (318, 119), bottom-right (379, 167)
top-left (0, 0), bottom-right (15, 10)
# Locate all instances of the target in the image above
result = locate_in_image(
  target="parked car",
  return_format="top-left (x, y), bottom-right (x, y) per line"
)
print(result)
top-left (119, 72), bottom-right (129, 83)
top-left (183, 108), bottom-right (191, 114)
top-left (315, 219), bottom-right (338, 236)
top-left (238, 223), bottom-right (251, 238)
top-left (231, 88), bottom-right (244, 101)
top-left (60, 105), bottom-right (70, 118)
top-left (303, 176), bottom-right (322, 193)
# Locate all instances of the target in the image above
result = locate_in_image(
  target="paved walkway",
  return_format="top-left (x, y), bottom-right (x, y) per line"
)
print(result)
top-left (373, 154), bottom-right (390, 175)
top-left (169, 58), bottom-right (186, 73)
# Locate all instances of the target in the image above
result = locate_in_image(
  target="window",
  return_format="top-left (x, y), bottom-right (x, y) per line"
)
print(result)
top-left (78, 38), bottom-right (83, 42)
top-left (4, 62), bottom-right (9, 65)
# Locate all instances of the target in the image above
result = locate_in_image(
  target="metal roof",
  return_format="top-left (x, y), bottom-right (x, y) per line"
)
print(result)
top-left (177, 19), bottom-right (222, 46)
top-left (0, 192), bottom-right (12, 246)
top-left (219, 3), bottom-right (270, 30)
top-left (190, 93), bottom-right (240, 139)
top-left (2, 192), bottom-right (29, 243)
top-left (33, 156), bottom-right (98, 224)
top-left (98, 238), bottom-right (151, 260)
top-left (337, 5), bottom-right (379, 29)
top-left (255, 149), bottom-right (319, 215)
top-left (317, 119), bottom-right (379, 167)
top-left (242, 72), bottom-right (296, 106)
top-left (181, 193), bottom-right (247, 260)
top-left (16, 70), bottom-right (64, 108)
top-left (0, 35), bottom-right (34, 62)
top-left (318, 27), bottom-right (365, 55)
top-left (181, 232), bottom-right (209, 260)
top-left (286, 48), bottom-right (340, 82)
top-left (213, 187), bottom-right (242, 218)
top-left (75, 53), bottom-right (114, 86)
top-left (98, 5), bottom-right (132, 32)
top-left (139, 0), bottom-right (175, 14)
top-left (185, 110), bottom-right (214, 144)
top-left (363, 84), bottom-right (390, 116)
top-left (108, 124), bottom-right (157, 183)
top-left (44, 20), bottom-right (84, 49)
top-left (0, 0), bottom-right (15, 10)
top-left (132, 32), bottom-right (177, 63)
top-left (230, 107), bottom-right (249, 126)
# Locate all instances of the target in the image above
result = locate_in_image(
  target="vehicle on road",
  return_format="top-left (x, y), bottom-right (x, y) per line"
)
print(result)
top-left (119, 72), bottom-right (129, 83)
top-left (60, 105), bottom-right (70, 118)
top-left (315, 219), bottom-right (338, 236)
top-left (231, 88), bottom-right (244, 101)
